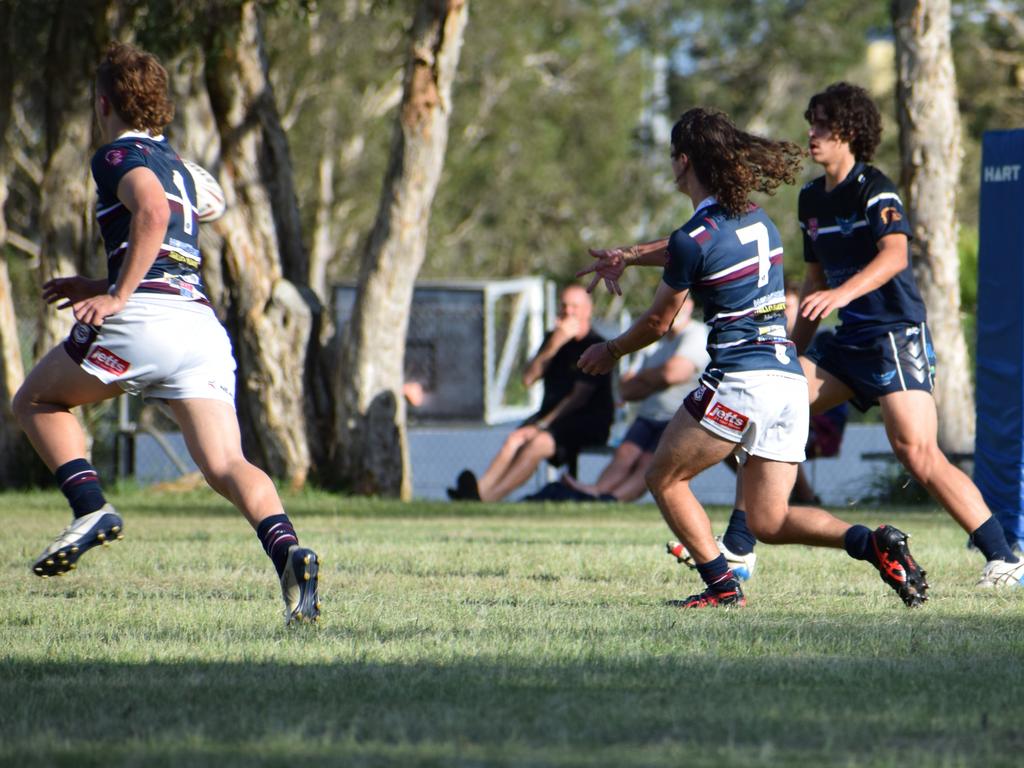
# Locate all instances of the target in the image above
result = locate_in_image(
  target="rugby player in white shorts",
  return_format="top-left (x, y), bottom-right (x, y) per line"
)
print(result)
top-left (577, 107), bottom-right (928, 608)
top-left (12, 42), bottom-right (320, 625)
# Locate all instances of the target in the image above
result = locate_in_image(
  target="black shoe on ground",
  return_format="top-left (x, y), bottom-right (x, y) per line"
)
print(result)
top-left (456, 469), bottom-right (481, 501)
top-left (668, 575), bottom-right (746, 609)
top-left (871, 524), bottom-right (929, 607)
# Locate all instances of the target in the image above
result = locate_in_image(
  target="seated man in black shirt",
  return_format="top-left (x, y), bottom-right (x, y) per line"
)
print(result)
top-left (449, 284), bottom-right (614, 501)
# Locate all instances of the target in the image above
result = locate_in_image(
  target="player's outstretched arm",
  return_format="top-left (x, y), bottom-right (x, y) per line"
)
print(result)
top-left (578, 237), bottom-right (671, 294)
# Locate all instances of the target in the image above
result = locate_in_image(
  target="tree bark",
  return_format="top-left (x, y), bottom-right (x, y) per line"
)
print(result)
top-left (892, 0), bottom-right (974, 454)
top-left (0, 0), bottom-right (28, 485)
top-left (330, 0), bottom-right (469, 498)
top-left (202, 1), bottom-right (315, 487)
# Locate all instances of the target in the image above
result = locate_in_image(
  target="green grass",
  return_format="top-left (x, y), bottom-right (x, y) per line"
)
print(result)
top-left (2, 489), bottom-right (1023, 767)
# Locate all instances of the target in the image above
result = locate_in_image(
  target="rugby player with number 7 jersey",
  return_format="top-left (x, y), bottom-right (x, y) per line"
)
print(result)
top-left (12, 42), bottom-right (322, 624)
top-left (577, 107), bottom-right (928, 608)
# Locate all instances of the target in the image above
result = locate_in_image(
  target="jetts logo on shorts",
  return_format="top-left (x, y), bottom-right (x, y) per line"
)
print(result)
top-left (707, 402), bottom-right (749, 434)
top-left (87, 346), bottom-right (130, 375)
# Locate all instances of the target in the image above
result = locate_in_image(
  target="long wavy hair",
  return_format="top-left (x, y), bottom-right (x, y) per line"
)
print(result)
top-left (95, 42), bottom-right (175, 135)
top-left (671, 108), bottom-right (803, 217)
top-left (804, 82), bottom-right (882, 162)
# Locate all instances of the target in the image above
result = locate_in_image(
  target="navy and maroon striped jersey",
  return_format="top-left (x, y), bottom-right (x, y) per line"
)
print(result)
top-left (663, 199), bottom-right (801, 376)
top-left (90, 131), bottom-right (208, 302)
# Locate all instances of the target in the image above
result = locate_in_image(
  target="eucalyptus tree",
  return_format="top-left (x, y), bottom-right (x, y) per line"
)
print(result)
top-left (892, 0), bottom-right (973, 454)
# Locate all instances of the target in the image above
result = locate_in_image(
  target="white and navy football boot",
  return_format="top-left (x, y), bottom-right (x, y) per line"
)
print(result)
top-left (32, 504), bottom-right (124, 578)
top-left (280, 545), bottom-right (321, 625)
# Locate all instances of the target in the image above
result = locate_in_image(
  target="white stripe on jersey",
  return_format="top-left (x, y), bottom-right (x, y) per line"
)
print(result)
top-left (705, 307), bottom-right (754, 324)
top-left (800, 220), bottom-right (869, 236)
top-left (702, 246), bottom-right (783, 283)
top-left (167, 192), bottom-right (200, 214)
top-left (689, 226), bottom-right (706, 239)
top-left (866, 192), bottom-right (902, 209)
top-left (97, 201), bottom-right (124, 217)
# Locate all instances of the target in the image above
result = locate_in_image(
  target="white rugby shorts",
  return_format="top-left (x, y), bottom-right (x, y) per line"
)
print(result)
top-left (63, 294), bottom-right (236, 405)
top-left (684, 370), bottom-right (808, 463)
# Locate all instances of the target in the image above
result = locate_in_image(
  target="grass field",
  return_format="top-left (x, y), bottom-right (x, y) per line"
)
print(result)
top-left (2, 488), bottom-right (1023, 767)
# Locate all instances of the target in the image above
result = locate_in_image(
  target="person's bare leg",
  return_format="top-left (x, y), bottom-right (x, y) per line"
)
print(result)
top-left (790, 464), bottom-right (818, 504)
top-left (477, 426), bottom-right (540, 492)
top-left (645, 409), bottom-right (735, 565)
top-left (879, 390), bottom-right (989, 533)
top-left (800, 356), bottom-right (855, 416)
top-left (606, 451), bottom-right (656, 501)
top-left (12, 345), bottom-right (123, 470)
top-left (563, 441), bottom-right (642, 496)
top-left (165, 398), bottom-right (284, 528)
top-left (740, 458), bottom-right (849, 547)
top-left (480, 431), bottom-right (557, 501)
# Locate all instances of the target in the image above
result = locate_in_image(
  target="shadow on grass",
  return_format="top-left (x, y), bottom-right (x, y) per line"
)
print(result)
top-left (4, 620), bottom-right (1024, 768)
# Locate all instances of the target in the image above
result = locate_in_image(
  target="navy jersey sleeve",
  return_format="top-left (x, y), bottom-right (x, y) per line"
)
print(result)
top-left (662, 228), bottom-right (703, 291)
top-left (862, 173), bottom-right (912, 243)
top-left (90, 143), bottom-right (148, 200)
top-left (798, 185), bottom-right (819, 263)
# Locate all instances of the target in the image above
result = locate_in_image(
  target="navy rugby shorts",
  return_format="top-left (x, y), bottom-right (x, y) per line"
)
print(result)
top-left (805, 323), bottom-right (936, 412)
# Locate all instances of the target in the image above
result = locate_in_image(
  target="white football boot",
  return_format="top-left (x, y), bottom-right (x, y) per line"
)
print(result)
top-left (280, 545), bottom-right (321, 625)
top-left (977, 558), bottom-right (1024, 588)
top-left (32, 504), bottom-right (124, 578)
top-left (667, 536), bottom-right (757, 581)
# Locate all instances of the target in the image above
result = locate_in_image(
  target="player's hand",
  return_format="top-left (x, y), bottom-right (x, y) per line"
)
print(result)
top-left (577, 247), bottom-right (626, 295)
top-left (70, 293), bottom-right (127, 327)
top-left (578, 341), bottom-right (616, 375)
top-left (42, 276), bottom-right (107, 308)
top-left (800, 288), bottom-right (851, 322)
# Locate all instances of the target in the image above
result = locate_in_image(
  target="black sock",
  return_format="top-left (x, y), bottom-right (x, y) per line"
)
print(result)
top-left (55, 459), bottom-right (107, 518)
top-left (970, 517), bottom-right (1019, 563)
top-left (843, 524), bottom-right (879, 567)
top-left (695, 554), bottom-right (733, 591)
top-left (722, 508), bottom-right (756, 555)
top-left (256, 514), bottom-right (299, 577)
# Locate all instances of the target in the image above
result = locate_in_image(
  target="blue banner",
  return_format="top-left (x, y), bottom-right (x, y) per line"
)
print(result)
top-left (975, 129), bottom-right (1024, 544)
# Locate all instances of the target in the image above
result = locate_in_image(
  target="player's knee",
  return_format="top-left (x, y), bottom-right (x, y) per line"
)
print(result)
top-left (892, 440), bottom-right (940, 482)
top-left (748, 515), bottom-right (785, 544)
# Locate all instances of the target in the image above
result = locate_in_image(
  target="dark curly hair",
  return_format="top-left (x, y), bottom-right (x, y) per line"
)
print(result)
top-left (670, 108), bottom-right (803, 217)
top-left (95, 42), bottom-right (175, 134)
top-left (804, 82), bottom-right (882, 162)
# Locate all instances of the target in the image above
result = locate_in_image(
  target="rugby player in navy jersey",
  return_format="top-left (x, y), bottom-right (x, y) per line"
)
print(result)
top-left (577, 107), bottom-right (928, 608)
top-left (12, 42), bottom-right (321, 624)
top-left (793, 82), bottom-right (1023, 588)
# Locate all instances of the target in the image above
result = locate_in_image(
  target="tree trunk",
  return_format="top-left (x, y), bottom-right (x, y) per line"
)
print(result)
top-left (0, 0), bottom-right (28, 485)
top-left (892, 0), bottom-right (974, 454)
top-left (202, 1), bottom-right (316, 487)
top-left (330, 0), bottom-right (469, 498)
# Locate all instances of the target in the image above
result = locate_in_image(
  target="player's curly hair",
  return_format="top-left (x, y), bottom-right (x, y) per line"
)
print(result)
top-left (95, 42), bottom-right (175, 134)
top-left (671, 108), bottom-right (803, 217)
top-left (804, 82), bottom-right (882, 162)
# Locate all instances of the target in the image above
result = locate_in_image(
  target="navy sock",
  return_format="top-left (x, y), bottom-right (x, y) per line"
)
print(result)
top-left (256, 514), bottom-right (299, 577)
top-left (722, 508), bottom-right (756, 555)
top-left (695, 554), bottom-right (734, 591)
top-left (55, 459), bottom-right (107, 518)
top-left (970, 517), bottom-right (1019, 563)
top-left (843, 524), bottom-right (879, 567)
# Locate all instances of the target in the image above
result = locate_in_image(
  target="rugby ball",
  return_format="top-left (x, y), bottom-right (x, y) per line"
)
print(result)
top-left (183, 158), bottom-right (226, 223)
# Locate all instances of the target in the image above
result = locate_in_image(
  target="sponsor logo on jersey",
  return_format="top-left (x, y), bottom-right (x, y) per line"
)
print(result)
top-left (836, 214), bottom-right (858, 236)
top-left (105, 148), bottom-right (126, 166)
top-left (707, 402), bottom-right (749, 433)
top-left (880, 206), bottom-right (902, 225)
top-left (87, 346), bottom-right (130, 375)
top-left (807, 218), bottom-right (819, 241)
top-left (872, 369), bottom-right (897, 386)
